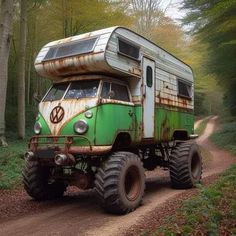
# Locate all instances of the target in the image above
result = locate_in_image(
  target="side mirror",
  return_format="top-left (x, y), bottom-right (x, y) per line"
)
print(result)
top-left (33, 92), bottom-right (41, 103)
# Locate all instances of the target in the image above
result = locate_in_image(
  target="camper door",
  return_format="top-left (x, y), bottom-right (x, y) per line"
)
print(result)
top-left (142, 57), bottom-right (155, 139)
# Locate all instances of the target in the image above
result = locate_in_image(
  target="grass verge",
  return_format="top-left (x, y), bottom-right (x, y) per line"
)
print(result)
top-left (152, 164), bottom-right (236, 236)
top-left (0, 136), bottom-right (26, 189)
top-left (210, 119), bottom-right (236, 155)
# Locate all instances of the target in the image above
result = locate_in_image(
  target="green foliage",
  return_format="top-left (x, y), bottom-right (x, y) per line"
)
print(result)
top-left (210, 120), bottom-right (236, 155)
top-left (6, 105), bottom-right (37, 134)
top-left (194, 91), bottom-right (207, 116)
top-left (153, 164), bottom-right (236, 235)
top-left (0, 138), bottom-right (26, 189)
top-left (182, 0), bottom-right (236, 115)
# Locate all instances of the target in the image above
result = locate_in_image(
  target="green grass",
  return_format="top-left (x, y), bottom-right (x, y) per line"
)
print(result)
top-left (0, 135), bottom-right (27, 189)
top-left (153, 164), bottom-right (236, 236)
top-left (149, 116), bottom-right (236, 235)
top-left (210, 120), bottom-right (236, 155)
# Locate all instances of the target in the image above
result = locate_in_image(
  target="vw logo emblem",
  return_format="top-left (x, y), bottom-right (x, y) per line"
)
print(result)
top-left (50, 106), bottom-right (65, 124)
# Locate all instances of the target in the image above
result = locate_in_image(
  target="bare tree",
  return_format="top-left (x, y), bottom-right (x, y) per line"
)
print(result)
top-left (127, 0), bottom-right (172, 37)
top-left (17, 0), bottom-right (27, 139)
top-left (0, 0), bottom-right (14, 146)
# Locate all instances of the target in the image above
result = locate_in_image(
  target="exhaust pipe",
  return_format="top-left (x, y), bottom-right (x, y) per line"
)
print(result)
top-left (54, 153), bottom-right (75, 166)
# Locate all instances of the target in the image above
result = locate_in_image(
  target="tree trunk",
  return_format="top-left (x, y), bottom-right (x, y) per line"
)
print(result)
top-left (17, 0), bottom-right (27, 139)
top-left (0, 0), bottom-right (14, 146)
top-left (27, 51), bottom-right (31, 105)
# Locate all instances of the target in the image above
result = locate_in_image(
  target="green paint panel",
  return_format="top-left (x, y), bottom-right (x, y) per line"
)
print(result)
top-left (95, 103), bottom-right (134, 145)
top-left (133, 105), bottom-right (142, 142)
top-left (155, 107), bottom-right (194, 141)
top-left (60, 107), bottom-right (98, 146)
top-left (38, 104), bottom-right (194, 148)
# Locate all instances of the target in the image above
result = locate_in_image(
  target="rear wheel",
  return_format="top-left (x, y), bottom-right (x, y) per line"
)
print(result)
top-left (95, 152), bottom-right (145, 214)
top-left (23, 158), bottom-right (66, 200)
top-left (169, 142), bottom-right (202, 189)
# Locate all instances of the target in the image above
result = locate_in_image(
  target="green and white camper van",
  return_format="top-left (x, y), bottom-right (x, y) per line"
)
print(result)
top-left (23, 26), bottom-right (202, 214)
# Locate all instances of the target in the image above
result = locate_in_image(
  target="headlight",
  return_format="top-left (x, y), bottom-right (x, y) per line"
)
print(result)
top-left (34, 121), bottom-right (42, 134)
top-left (85, 110), bottom-right (93, 119)
top-left (74, 120), bottom-right (88, 134)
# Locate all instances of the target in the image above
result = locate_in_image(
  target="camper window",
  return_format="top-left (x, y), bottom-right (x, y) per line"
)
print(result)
top-left (43, 37), bottom-right (98, 61)
top-left (64, 80), bottom-right (99, 99)
top-left (43, 83), bottom-right (69, 102)
top-left (118, 38), bottom-right (140, 60)
top-left (146, 66), bottom-right (153, 87)
top-left (177, 79), bottom-right (192, 99)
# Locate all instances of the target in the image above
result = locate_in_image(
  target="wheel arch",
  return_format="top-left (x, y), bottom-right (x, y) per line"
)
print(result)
top-left (112, 132), bottom-right (132, 150)
top-left (172, 130), bottom-right (189, 141)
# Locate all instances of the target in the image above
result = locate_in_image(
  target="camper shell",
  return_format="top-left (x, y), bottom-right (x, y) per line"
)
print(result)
top-left (23, 27), bottom-right (201, 215)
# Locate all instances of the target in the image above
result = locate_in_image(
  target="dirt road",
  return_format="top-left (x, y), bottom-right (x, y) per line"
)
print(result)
top-left (0, 117), bottom-right (235, 236)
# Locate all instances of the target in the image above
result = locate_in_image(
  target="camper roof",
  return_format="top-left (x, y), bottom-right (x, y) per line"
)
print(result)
top-left (35, 26), bottom-right (193, 82)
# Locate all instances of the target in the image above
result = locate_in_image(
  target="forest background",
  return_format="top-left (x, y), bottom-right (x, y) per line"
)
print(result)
top-left (0, 0), bottom-right (235, 145)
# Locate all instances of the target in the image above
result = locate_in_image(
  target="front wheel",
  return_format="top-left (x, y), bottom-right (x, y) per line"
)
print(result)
top-left (169, 142), bottom-right (202, 189)
top-left (95, 152), bottom-right (145, 214)
top-left (23, 158), bottom-right (66, 200)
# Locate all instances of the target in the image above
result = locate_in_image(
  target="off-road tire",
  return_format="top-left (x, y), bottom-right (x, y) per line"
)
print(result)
top-left (95, 152), bottom-right (145, 214)
top-left (23, 158), bottom-right (66, 200)
top-left (169, 142), bottom-right (202, 189)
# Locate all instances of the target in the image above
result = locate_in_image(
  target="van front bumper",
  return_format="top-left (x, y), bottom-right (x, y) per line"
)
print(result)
top-left (29, 135), bottom-right (112, 156)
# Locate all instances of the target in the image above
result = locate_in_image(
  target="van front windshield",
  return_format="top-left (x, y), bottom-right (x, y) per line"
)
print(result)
top-left (65, 80), bottom-right (99, 99)
top-left (43, 80), bottom-right (100, 102)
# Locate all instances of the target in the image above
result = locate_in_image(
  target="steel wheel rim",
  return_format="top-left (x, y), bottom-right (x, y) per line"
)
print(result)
top-left (124, 166), bottom-right (141, 201)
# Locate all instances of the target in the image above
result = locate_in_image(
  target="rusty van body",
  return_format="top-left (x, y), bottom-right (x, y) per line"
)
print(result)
top-left (23, 27), bottom-right (202, 215)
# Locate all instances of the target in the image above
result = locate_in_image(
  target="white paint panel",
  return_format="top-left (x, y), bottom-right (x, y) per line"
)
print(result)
top-left (39, 98), bottom-right (98, 135)
top-left (143, 57), bottom-right (155, 138)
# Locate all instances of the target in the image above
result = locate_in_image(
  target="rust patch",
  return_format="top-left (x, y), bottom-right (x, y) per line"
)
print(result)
top-left (41, 51), bottom-right (106, 79)
top-left (128, 67), bottom-right (141, 76)
top-left (161, 115), bottom-right (170, 141)
top-left (156, 93), bottom-right (192, 110)
top-left (29, 135), bottom-right (112, 155)
top-left (69, 146), bottom-right (112, 155)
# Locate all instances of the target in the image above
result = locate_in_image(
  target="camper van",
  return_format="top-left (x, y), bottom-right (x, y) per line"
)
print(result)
top-left (23, 26), bottom-right (202, 214)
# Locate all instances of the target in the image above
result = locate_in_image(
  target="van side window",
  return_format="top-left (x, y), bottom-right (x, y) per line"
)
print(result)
top-left (111, 83), bottom-right (130, 102)
top-left (146, 66), bottom-right (153, 87)
top-left (118, 38), bottom-right (140, 60)
top-left (44, 83), bottom-right (69, 101)
top-left (101, 82), bottom-right (111, 98)
top-left (177, 79), bottom-right (192, 99)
